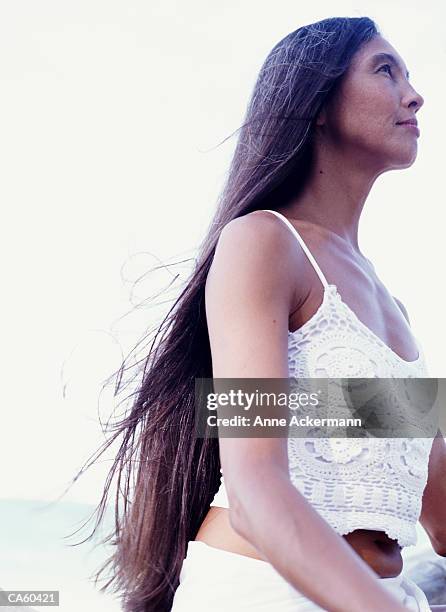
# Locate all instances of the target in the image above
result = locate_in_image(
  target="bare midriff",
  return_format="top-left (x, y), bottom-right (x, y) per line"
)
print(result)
top-left (194, 506), bottom-right (403, 578)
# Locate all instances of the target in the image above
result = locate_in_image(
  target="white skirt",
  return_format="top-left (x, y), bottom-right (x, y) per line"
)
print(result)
top-left (170, 540), bottom-right (431, 611)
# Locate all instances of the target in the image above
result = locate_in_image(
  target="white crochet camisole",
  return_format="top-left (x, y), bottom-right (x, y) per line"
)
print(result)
top-left (209, 209), bottom-right (435, 548)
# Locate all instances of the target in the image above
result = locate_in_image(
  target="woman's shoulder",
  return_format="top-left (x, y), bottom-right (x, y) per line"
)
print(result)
top-left (219, 209), bottom-right (312, 263)
top-left (211, 210), bottom-right (290, 277)
top-left (207, 209), bottom-right (311, 318)
top-left (222, 209), bottom-right (291, 239)
top-left (213, 210), bottom-right (310, 282)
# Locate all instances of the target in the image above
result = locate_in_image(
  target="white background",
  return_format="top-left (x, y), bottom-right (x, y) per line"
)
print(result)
top-left (0, 3), bottom-right (444, 608)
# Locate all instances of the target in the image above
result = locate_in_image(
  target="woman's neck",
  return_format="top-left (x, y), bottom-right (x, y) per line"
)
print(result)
top-left (282, 141), bottom-right (383, 250)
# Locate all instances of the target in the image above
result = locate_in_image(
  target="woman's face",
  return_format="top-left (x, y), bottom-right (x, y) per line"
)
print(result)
top-left (319, 35), bottom-right (424, 172)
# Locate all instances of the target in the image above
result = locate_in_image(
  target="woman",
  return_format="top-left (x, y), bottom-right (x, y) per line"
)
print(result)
top-left (85, 16), bottom-right (446, 612)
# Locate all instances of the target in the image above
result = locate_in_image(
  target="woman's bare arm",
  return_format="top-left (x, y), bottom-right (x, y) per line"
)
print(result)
top-left (205, 212), bottom-right (409, 612)
top-left (392, 298), bottom-right (446, 558)
top-left (419, 430), bottom-right (446, 555)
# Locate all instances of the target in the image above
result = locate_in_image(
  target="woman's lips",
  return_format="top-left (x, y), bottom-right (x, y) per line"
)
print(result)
top-left (396, 122), bottom-right (420, 136)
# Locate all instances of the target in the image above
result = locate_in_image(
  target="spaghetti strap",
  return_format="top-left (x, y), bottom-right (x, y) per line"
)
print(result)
top-left (260, 209), bottom-right (330, 290)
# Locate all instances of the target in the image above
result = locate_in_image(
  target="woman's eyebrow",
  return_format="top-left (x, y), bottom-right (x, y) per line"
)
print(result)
top-left (370, 52), bottom-right (410, 79)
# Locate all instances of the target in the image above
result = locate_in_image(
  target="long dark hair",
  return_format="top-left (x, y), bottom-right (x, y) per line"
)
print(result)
top-left (72, 16), bottom-right (379, 611)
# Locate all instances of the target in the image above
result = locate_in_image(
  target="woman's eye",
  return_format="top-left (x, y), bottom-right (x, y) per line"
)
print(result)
top-left (378, 64), bottom-right (393, 76)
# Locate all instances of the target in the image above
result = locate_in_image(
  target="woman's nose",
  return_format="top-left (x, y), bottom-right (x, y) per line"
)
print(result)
top-left (406, 86), bottom-right (424, 112)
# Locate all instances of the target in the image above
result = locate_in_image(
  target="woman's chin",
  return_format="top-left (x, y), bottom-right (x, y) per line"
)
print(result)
top-left (389, 148), bottom-right (418, 170)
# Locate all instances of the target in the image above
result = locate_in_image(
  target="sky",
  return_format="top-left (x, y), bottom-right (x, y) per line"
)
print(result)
top-left (1, 0), bottom-right (445, 511)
